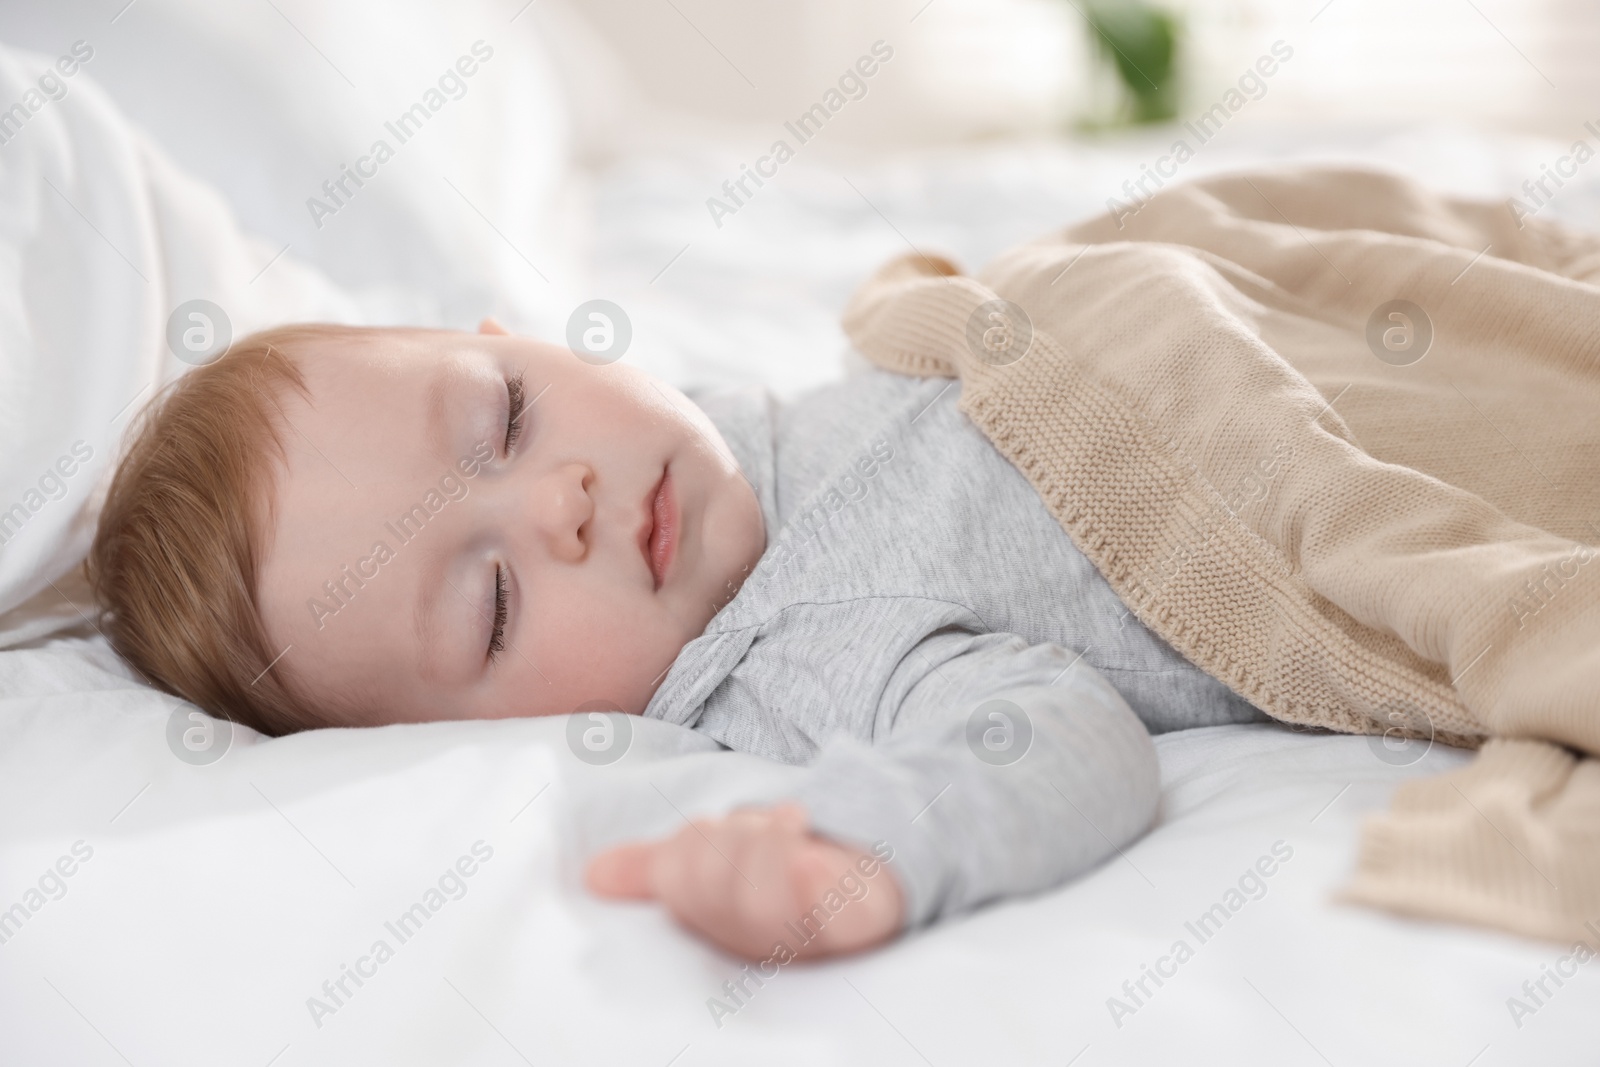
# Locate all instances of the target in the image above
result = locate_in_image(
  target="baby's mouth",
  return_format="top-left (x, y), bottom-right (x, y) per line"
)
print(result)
top-left (642, 466), bottom-right (677, 590)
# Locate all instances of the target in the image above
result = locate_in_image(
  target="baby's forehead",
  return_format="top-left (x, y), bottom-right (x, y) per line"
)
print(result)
top-left (269, 349), bottom-right (434, 497)
top-left (258, 328), bottom-right (494, 570)
top-left (253, 357), bottom-right (433, 712)
top-left (290, 326), bottom-right (434, 382)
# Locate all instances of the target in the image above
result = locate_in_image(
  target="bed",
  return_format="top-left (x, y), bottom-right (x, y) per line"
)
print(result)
top-left (1, 3), bottom-right (1596, 1063)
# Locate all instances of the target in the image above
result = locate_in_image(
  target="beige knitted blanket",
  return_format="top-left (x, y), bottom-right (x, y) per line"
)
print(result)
top-left (841, 166), bottom-right (1600, 948)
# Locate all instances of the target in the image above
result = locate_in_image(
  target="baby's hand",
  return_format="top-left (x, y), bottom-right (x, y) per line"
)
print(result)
top-left (585, 803), bottom-right (904, 961)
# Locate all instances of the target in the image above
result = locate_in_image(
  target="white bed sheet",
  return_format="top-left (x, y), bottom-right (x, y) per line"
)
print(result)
top-left (2, 636), bottom-right (1591, 1066)
top-left (3, 83), bottom-right (1599, 1064)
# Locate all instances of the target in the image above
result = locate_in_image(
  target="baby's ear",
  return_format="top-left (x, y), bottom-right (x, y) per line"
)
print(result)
top-left (478, 317), bottom-right (509, 336)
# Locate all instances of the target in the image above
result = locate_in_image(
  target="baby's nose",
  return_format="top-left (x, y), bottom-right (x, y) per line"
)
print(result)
top-left (531, 462), bottom-right (593, 562)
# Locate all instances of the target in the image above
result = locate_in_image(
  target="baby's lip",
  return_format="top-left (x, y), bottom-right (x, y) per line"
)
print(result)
top-left (639, 466), bottom-right (676, 590)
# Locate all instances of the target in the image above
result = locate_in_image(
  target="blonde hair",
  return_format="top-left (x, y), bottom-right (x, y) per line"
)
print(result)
top-left (87, 323), bottom-right (363, 736)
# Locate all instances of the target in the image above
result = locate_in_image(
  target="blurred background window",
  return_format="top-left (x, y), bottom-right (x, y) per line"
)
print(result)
top-left (566, 0), bottom-right (1598, 144)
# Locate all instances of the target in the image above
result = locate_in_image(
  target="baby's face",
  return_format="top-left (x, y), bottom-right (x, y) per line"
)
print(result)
top-left (257, 322), bottom-right (766, 726)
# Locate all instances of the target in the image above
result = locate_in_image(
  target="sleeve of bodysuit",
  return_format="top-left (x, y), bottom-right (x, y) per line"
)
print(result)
top-left (788, 630), bottom-right (1160, 929)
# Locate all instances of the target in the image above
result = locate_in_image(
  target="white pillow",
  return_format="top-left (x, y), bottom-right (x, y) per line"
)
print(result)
top-left (0, 42), bottom-right (356, 634)
top-left (0, 1), bottom-right (579, 332)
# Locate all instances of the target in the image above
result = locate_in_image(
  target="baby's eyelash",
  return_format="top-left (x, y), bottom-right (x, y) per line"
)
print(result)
top-left (504, 372), bottom-right (526, 455)
top-left (488, 565), bottom-right (507, 662)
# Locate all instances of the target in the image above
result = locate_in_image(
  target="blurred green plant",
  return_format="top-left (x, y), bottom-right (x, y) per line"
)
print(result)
top-left (1082, 1), bottom-right (1182, 125)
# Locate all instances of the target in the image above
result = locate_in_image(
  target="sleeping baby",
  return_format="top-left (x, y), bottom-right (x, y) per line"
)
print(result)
top-left (87, 318), bottom-right (1267, 960)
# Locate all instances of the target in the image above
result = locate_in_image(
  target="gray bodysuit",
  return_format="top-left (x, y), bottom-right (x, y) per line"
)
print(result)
top-left (645, 369), bottom-right (1267, 928)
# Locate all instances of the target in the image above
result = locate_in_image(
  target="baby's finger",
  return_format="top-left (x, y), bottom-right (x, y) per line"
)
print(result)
top-left (785, 842), bottom-right (902, 958)
top-left (648, 822), bottom-right (725, 914)
top-left (768, 802), bottom-right (809, 834)
top-left (584, 842), bottom-right (661, 899)
top-left (646, 821), bottom-right (775, 957)
top-left (790, 840), bottom-right (846, 901)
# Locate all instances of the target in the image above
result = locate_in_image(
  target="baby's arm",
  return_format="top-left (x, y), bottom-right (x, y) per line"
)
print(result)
top-left (588, 633), bottom-right (1160, 957)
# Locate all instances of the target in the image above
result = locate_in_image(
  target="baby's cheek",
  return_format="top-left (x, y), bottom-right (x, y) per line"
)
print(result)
top-left (532, 589), bottom-right (682, 715)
